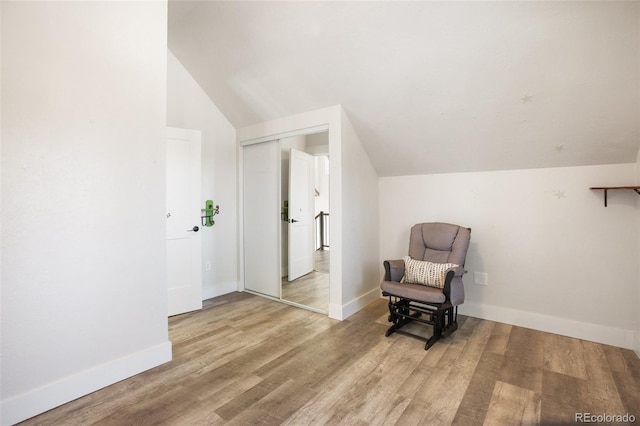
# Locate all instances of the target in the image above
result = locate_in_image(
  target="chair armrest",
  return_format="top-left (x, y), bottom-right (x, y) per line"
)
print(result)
top-left (450, 265), bottom-right (467, 277)
top-left (443, 269), bottom-right (465, 305)
top-left (383, 259), bottom-right (405, 282)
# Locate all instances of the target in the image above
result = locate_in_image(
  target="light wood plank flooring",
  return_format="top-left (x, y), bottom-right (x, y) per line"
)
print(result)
top-left (20, 292), bottom-right (640, 425)
top-left (282, 250), bottom-right (329, 311)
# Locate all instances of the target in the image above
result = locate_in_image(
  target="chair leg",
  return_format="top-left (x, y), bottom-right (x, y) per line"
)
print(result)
top-left (425, 309), bottom-right (444, 350)
top-left (385, 297), bottom-right (399, 336)
top-left (425, 334), bottom-right (439, 350)
top-left (385, 324), bottom-right (398, 337)
top-left (441, 306), bottom-right (458, 338)
top-left (442, 321), bottom-right (458, 338)
top-left (385, 314), bottom-right (412, 336)
top-left (385, 298), bottom-right (417, 337)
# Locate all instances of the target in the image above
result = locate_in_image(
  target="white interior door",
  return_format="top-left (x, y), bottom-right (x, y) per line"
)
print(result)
top-left (166, 127), bottom-right (202, 316)
top-left (243, 141), bottom-right (280, 298)
top-left (288, 148), bottom-right (315, 281)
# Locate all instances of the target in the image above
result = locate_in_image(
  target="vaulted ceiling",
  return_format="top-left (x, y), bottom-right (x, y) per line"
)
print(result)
top-left (168, 1), bottom-right (640, 176)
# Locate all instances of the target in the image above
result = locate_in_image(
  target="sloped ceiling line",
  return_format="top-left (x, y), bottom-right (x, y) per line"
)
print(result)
top-left (168, 1), bottom-right (640, 176)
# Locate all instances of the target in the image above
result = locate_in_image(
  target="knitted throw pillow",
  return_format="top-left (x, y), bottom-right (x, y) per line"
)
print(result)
top-left (403, 256), bottom-right (458, 288)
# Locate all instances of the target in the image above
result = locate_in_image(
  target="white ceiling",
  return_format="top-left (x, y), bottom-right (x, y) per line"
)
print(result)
top-left (168, 1), bottom-right (640, 176)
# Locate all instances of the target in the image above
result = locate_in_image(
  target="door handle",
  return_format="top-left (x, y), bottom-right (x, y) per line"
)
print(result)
top-left (187, 226), bottom-right (200, 232)
top-left (288, 219), bottom-right (299, 223)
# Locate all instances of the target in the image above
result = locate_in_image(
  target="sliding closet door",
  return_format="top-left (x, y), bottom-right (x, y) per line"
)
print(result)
top-left (243, 140), bottom-right (280, 298)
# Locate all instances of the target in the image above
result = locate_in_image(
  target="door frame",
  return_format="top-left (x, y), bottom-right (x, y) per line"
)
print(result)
top-left (238, 124), bottom-right (331, 314)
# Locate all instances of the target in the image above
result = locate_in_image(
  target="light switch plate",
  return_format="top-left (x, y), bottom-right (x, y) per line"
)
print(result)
top-left (474, 272), bottom-right (488, 286)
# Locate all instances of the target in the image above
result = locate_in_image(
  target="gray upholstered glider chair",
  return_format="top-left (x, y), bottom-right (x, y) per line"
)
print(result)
top-left (380, 222), bottom-right (471, 350)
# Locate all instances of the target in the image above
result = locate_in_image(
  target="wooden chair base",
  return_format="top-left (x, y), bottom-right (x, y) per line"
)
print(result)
top-left (383, 293), bottom-right (459, 350)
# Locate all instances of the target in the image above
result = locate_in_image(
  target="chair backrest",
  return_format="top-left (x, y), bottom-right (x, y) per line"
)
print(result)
top-left (408, 222), bottom-right (471, 266)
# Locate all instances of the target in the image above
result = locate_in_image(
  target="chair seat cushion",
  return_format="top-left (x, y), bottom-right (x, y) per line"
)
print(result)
top-left (381, 280), bottom-right (446, 304)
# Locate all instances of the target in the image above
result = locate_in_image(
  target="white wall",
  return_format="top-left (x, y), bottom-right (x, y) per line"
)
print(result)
top-left (314, 156), bottom-right (330, 216)
top-left (339, 110), bottom-right (380, 317)
top-left (167, 50), bottom-right (238, 299)
top-left (380, 163), bottom-right (639, 349)
top-left (306, 132), bottom-right (329, 155)
top-left (1, 2), bottom-right (171, 424)
top-left (305, 133), bottom-right (330, 216)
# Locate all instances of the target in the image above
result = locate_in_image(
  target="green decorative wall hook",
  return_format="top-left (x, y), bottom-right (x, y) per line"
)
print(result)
top-left (201, 200), bottom-right (220, 227)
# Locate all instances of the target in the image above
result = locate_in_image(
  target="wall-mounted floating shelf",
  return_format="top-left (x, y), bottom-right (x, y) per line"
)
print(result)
top-left (589, 186), bottom-right (640, 207)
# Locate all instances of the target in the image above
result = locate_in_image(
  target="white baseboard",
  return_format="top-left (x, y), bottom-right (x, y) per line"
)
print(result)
top-left (1, 341), bottom-right (172, 426)
top-left (328, 303), bottom-right (343, 320)
top-left (459, 301), bottom-right (635, 350)
top-left (336, 287), bottom-right (381, 321)
top-left (202, 282), bottom-right (237, 300)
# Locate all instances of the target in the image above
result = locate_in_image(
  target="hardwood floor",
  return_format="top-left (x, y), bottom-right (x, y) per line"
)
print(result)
top-left (20, 292), bottom-right (640, 425)
top-left (282, 250), bottom-right (329, 312)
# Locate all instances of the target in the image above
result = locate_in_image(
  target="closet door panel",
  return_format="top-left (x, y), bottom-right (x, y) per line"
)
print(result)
top-left (243, 140), bottom-right (280, 298)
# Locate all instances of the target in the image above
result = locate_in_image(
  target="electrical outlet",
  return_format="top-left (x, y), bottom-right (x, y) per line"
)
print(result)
top-left (205, 262), bottom-right (211, 271)
top-left (474, 272), bottom-right (488, 286)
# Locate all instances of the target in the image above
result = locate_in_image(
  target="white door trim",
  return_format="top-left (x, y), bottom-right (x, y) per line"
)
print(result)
top-left (240, 124), bottom-right (329, 147)
top-left (236, 106), bottom-right (342, 320)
